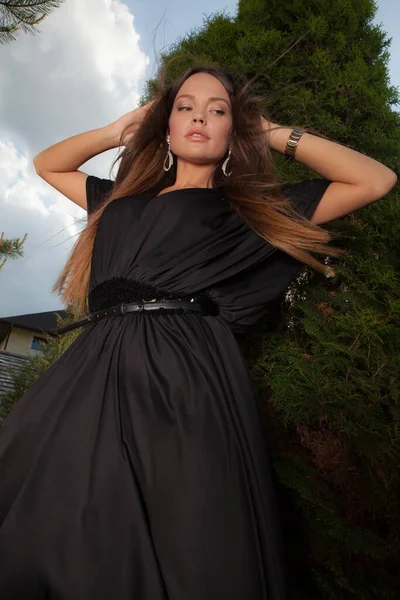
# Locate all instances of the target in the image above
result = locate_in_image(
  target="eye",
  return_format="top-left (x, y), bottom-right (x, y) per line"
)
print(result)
top-left (177, 106), bottom-right (225, 115)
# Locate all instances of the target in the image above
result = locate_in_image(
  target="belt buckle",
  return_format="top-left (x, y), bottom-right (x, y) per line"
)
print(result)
top-left (142, 298), bottom-right (158, 311)
top-left (120, 303), bottom-right (127, 315)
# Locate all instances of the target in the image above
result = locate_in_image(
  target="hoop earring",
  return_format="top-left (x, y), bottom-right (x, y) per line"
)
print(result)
top-left (163, 138), bottom-right (174, 172)
top-left (222, 149), bottom-right (232, 177)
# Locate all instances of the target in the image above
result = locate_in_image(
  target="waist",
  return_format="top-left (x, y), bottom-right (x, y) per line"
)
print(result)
top-left (88, 277), bottom-right (217, 313)
top-left (56, 278), bottom-right (218, 335)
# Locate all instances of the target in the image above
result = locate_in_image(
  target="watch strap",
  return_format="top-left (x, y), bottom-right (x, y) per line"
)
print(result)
top-left (284, 128), bottom-right (305, 160)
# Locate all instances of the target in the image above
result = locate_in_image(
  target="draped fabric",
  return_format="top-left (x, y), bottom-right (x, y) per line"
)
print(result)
top-left (0, 176), bottom-right (331, 599)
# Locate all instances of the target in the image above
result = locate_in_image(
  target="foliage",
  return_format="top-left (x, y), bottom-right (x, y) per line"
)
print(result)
top-left (0, 0), bottom-right (64, 45)
top-left (0, 232), bottom-right (28, 271)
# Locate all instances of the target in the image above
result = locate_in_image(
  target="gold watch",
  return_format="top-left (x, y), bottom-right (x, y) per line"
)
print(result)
top-left (284, 128), bottom-right (305, 161)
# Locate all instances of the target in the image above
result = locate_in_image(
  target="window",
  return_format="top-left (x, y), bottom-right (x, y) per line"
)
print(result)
top-left (31, 336), bottom-right (46, 350)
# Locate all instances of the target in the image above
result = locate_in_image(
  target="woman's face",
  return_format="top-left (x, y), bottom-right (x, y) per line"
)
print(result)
top-left (168, 72), bottom-right (233, 166)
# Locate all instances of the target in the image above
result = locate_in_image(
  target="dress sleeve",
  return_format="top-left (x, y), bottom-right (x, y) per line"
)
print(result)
top-left (212, 178), bottom-right (333, 335)
top-left (86, 175), bottom-right (114, 215)
top-left (280, 178), bottom-right (332, 219)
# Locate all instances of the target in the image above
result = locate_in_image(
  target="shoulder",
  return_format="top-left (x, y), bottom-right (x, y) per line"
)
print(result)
top-left (86, 175), bottom-right (114, 214)
top-left (280, 178), bottom-right (332, 219)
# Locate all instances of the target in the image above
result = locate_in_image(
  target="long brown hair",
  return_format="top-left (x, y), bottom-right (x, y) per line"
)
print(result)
top-left (53, 62), bottom-right (347, 315)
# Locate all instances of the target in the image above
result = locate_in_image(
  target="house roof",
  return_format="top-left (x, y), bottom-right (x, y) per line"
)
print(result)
top-left (0, 309), bottom-right (68, 335)
top-left (0, 350), bottom-right (29, 397)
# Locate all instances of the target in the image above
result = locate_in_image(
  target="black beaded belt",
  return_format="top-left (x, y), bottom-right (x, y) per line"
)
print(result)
top-left (56, 298), bottom-right (213, 335)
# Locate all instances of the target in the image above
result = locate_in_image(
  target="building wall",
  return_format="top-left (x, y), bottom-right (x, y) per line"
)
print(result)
top-left (2, 327), bottom-right (45, 357)
top-left (5, 327), bottom-right (33, 355)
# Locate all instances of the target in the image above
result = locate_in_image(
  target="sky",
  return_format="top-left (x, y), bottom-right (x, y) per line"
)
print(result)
top-left (0, 0), bottom-right (398, 319)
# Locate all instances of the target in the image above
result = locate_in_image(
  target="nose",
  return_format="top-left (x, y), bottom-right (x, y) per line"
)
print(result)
top-left (192, 110), bottom-right (206, 124)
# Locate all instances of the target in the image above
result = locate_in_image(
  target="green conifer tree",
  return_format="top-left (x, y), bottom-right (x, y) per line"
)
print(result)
top-left (0, 0), bottom-right (63, 45)
top-left (0, 232), bottom-right (28, 271)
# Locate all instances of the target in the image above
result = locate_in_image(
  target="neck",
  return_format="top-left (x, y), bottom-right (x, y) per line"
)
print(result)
top-left (173, 159), bottom-right (216, 188)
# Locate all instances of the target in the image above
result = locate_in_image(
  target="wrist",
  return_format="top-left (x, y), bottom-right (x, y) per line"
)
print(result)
top-left (102, 124), bottom-right (124, 148)
top-left (266, 123), bottom-right (303, 154)
top-left (262, 119), bottom-right (289, 148)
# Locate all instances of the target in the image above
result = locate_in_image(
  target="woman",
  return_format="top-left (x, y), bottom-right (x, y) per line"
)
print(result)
top-left (0, 65), bottom-right (396, 599)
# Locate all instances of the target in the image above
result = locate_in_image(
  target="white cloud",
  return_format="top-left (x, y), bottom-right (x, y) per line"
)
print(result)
top-left (0, 140), bottom-right (84, 316)
top-left (0, 0), bottom-right (149, 318)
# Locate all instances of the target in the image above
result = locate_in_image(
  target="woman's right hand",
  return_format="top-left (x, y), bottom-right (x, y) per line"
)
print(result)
top-left (108, 100), bottom-right (156, 147)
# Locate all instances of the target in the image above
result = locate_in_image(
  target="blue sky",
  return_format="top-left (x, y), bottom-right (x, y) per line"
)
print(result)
top-left (367, 0), bottom-right (399, 97)
top-left (0, 0), bottom-right (398, 318)
top-left (128, 0), bottom-right (238, 90)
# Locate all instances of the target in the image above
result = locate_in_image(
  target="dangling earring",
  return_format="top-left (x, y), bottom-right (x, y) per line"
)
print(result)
top-left (222, 149), bottom-right (232, 177)
top-left (163, 138), bottom-right (174, 172)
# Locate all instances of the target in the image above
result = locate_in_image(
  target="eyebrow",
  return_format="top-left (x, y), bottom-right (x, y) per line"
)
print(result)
top-left (175, 93), bottom-right (231, 108)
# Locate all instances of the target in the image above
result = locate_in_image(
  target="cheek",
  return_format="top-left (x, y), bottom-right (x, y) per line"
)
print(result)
top-left (168, 114), bottom-right (181, 137)
top-left (221, 120), bottom-right (232, 138)
top-left (213, 119), bottom-right (233, 148)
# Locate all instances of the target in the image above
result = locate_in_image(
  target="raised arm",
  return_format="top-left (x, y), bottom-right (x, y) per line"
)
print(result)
top-left (262, 118), bottom-right (397, 225)
top-left (33, 100), bottom-right (155, 211)
top-left (33, 126), bottom-right (120, 211)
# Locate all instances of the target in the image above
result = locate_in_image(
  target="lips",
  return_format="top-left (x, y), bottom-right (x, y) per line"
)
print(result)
top-left (185, 129), bottom-right (209, 139)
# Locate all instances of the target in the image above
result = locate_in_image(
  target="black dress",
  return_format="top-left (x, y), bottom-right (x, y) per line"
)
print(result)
top-left (0, 176), bottom-right (331, 599)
